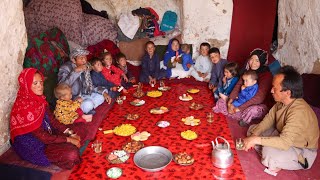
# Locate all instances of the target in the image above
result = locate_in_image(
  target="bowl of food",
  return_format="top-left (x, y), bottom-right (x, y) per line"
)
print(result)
top-left (113, 124), bottom-right (137, 136)
top-left (173, 152), bottom-right (195, 165)
top-left (106, 167), bottom-right (122, 179)
top-left (125, 113), bottom-right (140, 120)
top-left (130, 99), bottom-right (145, 106)
top-left (122, 141), bottom-right (144, 153)
top-left (187, 88), bottom-right (200, 94)
top-left (156, 121), bottom-right (170, 128)
top-left (189, 102), bottom-right (204, 110)
top-left (150, 106), bottom-right (169, 114)
top-left (147, 90), bottom-right (163, 98)
top-left (158, 86), bottom-right (171, 91)
top-left (179, 94), bottom-right (193, 101)
top-left (181, 130), bottom-right (198, 140)
top-left (181, 116), bottom-right (201, 126)
top-left (131, 131), bottom-right (151, 141)
top-left (106, 150), bottom-right (130, 164)
top-left (134, 146), bottom-right (172, 172)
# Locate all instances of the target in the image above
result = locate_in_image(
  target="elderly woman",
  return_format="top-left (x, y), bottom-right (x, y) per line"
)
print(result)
top-left (10, 68), bottom-right (81, 169)
top-left (58, 48), bottom-right (111, 114)
top-left (213, 49), bottom-right (273, 126)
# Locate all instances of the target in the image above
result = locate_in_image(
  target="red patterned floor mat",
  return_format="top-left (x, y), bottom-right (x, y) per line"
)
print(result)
top-left (69, 82), bottom-right (245, 180)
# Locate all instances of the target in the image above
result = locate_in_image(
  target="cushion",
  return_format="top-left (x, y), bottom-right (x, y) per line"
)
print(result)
top-left (82, 14), bottom-right (117, 46)
top-left (118, 38), bottom-right (150, 61)
top-left (24, 0), bottom-right (83, 45)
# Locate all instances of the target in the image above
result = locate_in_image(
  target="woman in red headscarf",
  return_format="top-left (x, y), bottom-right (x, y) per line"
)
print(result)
top-left (10, 68), bottom-right (81, 169)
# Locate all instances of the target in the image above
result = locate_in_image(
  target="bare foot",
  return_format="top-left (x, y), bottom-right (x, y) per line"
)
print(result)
top-left (82, 114), bottom-right (93, 122)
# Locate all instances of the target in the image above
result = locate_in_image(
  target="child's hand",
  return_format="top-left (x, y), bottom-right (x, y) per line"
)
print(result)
top-left (241, 85), bottom-right (246, 90)
top-left (75, 97), bottom-right (83, 103)
top-left (222, 76), bottom-right (227, 84)
top-left (187, 64), bottom-right (192, 68)
top-left (111, 86), bottom-right (117, 91)
top-left (129, 78), bottom-right (136, 84)
top-left (219, 93), bottom-right (228, 101)
top-left (103, 92), bottom-right (112, 104)
top-left (123, 74), bottom-right (129, 82)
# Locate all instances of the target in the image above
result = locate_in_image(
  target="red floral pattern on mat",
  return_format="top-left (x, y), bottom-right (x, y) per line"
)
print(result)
top-left (69, 81), bottom-right (245, 180)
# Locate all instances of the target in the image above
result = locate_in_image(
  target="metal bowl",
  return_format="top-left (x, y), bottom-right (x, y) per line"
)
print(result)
top-left (134, 146), bottom-right (172, 172)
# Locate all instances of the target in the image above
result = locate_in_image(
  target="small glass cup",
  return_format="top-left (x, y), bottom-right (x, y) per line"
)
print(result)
top-left (92, 140), bottom-right (102, 153)
top-left (160, 80), bottom-right (165, 87)
top-left (207, 112), bottom-right (214, 123)
top-left (116, 97), bottom-right (123, 104)
top-left (236, 138), bottom-right (244, 150)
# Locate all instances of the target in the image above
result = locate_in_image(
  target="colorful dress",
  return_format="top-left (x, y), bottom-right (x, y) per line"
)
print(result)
top-left (54, 100), bottom-right (84, 125)
top-left (10, 68), bottom-right (81, 169)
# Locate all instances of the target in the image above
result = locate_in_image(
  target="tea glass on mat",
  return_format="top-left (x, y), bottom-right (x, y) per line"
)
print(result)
top-left (235, 138), bottom-right (244, 150)
top-left (92, 140), bottom-right (102, 153)
top-left (207, 112), bottom-right (214, 123)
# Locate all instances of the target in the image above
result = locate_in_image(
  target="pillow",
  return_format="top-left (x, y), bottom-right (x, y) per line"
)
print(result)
top-left (24, 0), bottom-right (83, 45)
top-left (118, 38), bottom-right (150, 61)
top-left (82, 14), bottom-right (117, 46)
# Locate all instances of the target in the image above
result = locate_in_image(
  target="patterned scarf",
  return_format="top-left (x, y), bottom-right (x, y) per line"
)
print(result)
top-left (82, 64), bottom-right (94, 95)
top-left (10, 68), bottom-right (48, 141)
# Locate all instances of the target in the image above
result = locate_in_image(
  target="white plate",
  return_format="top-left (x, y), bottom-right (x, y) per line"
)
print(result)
top-left (179, 96), bottom-right (193, 101)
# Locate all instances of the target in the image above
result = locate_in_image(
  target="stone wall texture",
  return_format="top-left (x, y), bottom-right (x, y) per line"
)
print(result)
top-left (181, 0), bottom-right (233, 58)
top-left (0, 0), bottom-right (27, 155)
top-left (274, 0), bottom-right (320, 73)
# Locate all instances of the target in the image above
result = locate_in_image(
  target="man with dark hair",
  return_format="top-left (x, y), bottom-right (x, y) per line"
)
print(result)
top-left (243, 65), bottom-right (319, 176)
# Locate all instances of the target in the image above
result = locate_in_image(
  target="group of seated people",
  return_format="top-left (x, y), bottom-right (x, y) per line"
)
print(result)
top-left (8, 38), bottom-right (319, 176)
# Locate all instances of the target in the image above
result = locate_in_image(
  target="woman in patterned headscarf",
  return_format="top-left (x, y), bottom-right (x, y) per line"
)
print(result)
top-left (10, 68), bottom-right (81, 169)
top-left (213, 49), bottom-right (273, 127)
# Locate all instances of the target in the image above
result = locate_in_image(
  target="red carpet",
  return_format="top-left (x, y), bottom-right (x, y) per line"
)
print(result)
top-left (69, 81), bottom-right (245, 179)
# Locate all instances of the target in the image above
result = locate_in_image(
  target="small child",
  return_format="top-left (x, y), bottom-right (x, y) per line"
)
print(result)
top-left (139, 41), bottom-right (167, 85)
top-left (90, 57), bottom-right (119, 99)
top-left (231, 70), bottom-right (259, 108)
top-left (216, 62), bottom-right (239, 101)
top-left (190, 42), bottom-right (212, 82)
top-left (116, 53), bottom-right (136, 89)
top-left (181, 44), bottom-right (193, 71)
top-left (208, 47), bottom-right (228, 99)
top-left (54, 83), bottom-right (92, 125)
top-left (100, 50), bottom-right (127, 93)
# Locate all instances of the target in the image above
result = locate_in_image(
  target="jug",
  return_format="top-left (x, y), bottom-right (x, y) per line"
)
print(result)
top-left (211, 136), bottom-right (234, 168)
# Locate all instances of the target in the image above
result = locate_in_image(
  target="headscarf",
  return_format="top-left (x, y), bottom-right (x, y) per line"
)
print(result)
top-left (10, 68), bottom-right (48, 141)
top-left (163, 38), bottom-right (183, 66)
top-left (245, 48), bottom-right (269, 74)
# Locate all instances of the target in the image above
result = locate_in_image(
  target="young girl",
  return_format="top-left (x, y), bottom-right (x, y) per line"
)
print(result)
top-left (163, 38), bottom-right (184, 78)
top-left (216, 62), bottom-right (239, 101)
top-left (54, 83), bottom-right (92, 125)
top-left (116, 53), bottom-right (136, 89)
top-left (100, 51), bottom-right (127, 92)
top-left (139, 41), bottom-right (167, 85)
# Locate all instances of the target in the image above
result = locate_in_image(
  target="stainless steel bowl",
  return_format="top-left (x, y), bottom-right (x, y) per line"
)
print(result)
top-left (134, 146), bottom-right (172, 172)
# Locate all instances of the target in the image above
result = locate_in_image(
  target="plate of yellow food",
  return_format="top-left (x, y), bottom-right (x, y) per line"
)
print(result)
top-left (147, 90), bottom-right (162, 98)
top-left (181, 116), bottom-right (201, 126)
top-left (113, 124), bottom-right (137, 136)
top-left (150, 106), bottom-right (169, 114)
top-left (181, 130), bottom-right (198, 140)
top-left (131, 131), bottom-right (151, 141)
top-left (179, 94), bottom-right (193, 101)
top-left (187, 89), bottom-right (200, 94)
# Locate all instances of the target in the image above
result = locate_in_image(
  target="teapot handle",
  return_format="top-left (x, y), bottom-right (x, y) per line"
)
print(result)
top-left (215, 136), bottom-right (230, 150)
